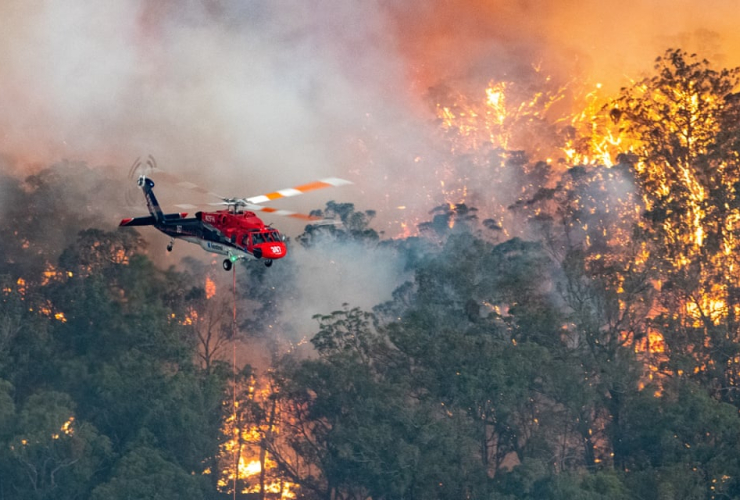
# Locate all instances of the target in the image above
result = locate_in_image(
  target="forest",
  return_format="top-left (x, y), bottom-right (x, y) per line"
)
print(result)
top-left (2, 49), bottom-right (740, 499)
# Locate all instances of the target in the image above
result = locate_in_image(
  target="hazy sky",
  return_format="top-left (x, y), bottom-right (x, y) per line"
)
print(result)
top-left (1, 0), bottom-right (738, 228)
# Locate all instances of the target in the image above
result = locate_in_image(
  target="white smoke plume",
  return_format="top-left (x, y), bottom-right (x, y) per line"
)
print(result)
top-left (282, 238), bottom-right (407, 337)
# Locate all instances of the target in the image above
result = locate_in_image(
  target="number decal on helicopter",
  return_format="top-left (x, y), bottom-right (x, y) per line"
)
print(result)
top-left (271, 246), bottom-right (282, 255)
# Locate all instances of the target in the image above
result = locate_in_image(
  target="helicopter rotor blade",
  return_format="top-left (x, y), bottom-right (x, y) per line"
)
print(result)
top-left (243, 177), bottom-right (352, 205)
top-left (250, 208), bottom-right (320, 221)
top-left (240, 203), bottom-right (321, 220)
top-left (138, 166), bottom-right (351, 221)
top-left (129, 156), bottom-right (227, 198)
top-left (201, 201), bottom-right (321, 220)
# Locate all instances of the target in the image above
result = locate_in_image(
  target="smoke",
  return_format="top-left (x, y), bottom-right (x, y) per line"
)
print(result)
top-left (279, 238), bottom-right (407, 340)
top-left (0, 1), bottom-right (427, 202)
top-left (2, 1), bottom-right (739, 217)
top-left (386, 0), bottom-right (740, 94)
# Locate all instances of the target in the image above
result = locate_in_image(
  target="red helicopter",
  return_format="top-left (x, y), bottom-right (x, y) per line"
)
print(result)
top-left (120, 173), bottom-right (351, 270)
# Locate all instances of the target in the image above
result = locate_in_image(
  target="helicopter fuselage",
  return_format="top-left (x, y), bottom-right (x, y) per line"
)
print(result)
top-left (120, 177), bottom-right (286, 269)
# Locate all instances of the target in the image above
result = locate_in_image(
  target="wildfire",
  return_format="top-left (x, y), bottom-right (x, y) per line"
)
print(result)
top-left (205, 275), bottom-right (216, 300)
top-left (426, 69), bottom-right (641, 245)
top-left (217, 374), bottom-right (297, 499)
top-left (15, 278), bottom-right (26, 296)
top-left (40, 263), bottom-right (72, 286)
top-left (180, 308), bottom-right (198, 326)
top-left (685, 293), bottom-right (727, 328)
top-left (434, 73), bottom-right (628, 168)
top-left (426, 50), bottom-right (740, 404)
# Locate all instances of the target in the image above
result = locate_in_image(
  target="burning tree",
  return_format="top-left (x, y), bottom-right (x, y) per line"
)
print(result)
top-left (427, 63), bottom-right (635, 246)
top-left (611, 49), bottom-right (740, 402)
top-left (214, 362), bottom-right (303, 499)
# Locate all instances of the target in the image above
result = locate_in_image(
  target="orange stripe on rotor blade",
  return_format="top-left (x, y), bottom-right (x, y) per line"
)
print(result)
top-left (259, 207), bottom-right (318, 220)
top-left (294, 180), bottom-right (332, 193)
top-left (261, 184), bottom-right (324, 200)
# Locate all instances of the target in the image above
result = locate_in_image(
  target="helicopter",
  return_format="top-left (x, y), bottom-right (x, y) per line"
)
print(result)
top-left (119, 173), bottom-right (351, 270)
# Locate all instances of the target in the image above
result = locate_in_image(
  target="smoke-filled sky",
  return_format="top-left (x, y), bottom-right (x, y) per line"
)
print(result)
top-left (3, 0), bottom-right (740, 345)
top-left (389, 0), bottom-right (740, 92)
top-left (3, 0), bottom-right (740, 215)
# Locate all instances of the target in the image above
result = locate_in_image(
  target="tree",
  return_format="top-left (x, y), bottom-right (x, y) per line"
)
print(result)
top-left (0, 162), bottom-right (229, 496)
top-left (90, 446), bottom-right (210, 500)
top-left (618, 381), bottom-right (740, 499)
top-left (274, 306), bottom-right (487, 499)
top-left (5, 391), bottom-right (111, 500)
top-left (10, 229), bottom-right (229, 492)
top-left (297, 201), bottom-right (379, 248)
top-left (612, 49), bottom-right (740, 403)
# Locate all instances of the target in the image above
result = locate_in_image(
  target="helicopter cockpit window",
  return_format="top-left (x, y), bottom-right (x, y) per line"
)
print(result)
top-left (253, 233), bottom-right (264, 244)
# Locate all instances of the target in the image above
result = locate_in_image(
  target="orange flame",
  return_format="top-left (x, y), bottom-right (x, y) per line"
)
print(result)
top-left (205, 276), bottom-right (217, 300)
top-left (216, 375), bottom-right (297, 498)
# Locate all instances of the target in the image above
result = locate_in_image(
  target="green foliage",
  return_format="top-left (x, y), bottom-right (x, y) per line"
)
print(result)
top-left (0, 182), bottom-right (228, 498)
top-left (2, 390), bottom-right (112, 500)
top-left (298, 201), bottom-right (379, 247)
top-left (277, 307), bottom-right (487, 499)
top-left (90, 446), bottom-right (209, 500)
top-left (0, 380), bottom-right (14, 439)
top-left (311, 306), bottom-right (377, 359)
top-left (618, 381), bottom-right (740, 498)
top-left (496, 461), bottom-right (630, 500)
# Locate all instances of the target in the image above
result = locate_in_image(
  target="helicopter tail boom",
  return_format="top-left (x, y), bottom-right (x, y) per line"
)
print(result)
top-left (119, 212), bottom-right (189, 227)
top-left (137, 176), bottom-right (167, 224)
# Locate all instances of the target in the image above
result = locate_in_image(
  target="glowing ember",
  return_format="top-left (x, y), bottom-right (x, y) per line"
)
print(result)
top-left (51, 416), bottom-right (75, 440)
top-left (16, 278), bottom-right (26, 296)
top-left (205, 276), bottom-right (216, 300)
top-left (38, 301), bottom-right (67, 323)
top-left (180, 308), bottom-right (198, 326)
